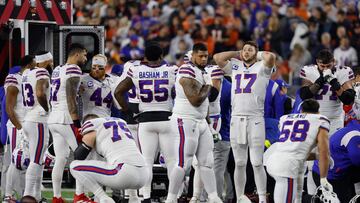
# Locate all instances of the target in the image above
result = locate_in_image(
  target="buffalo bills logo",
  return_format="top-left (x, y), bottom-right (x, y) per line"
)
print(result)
top-left (87, 81), bottom-right (94, 88)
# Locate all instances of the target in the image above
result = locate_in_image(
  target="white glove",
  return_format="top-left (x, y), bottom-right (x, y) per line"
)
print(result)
top-left (209, 125), bottom-right (221, 142)
top-left (203, 73), bottom-right (213, 86)
top-left (329, 157), bottom-right (334, 169)
top-left (320, 178), bottom-right (333, 192)
top-left (323, 69), bottom-right (335, 83)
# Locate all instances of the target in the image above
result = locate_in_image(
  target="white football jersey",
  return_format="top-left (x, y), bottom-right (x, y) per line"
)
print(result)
top-left (81, 117), bottom-right (145, 166)
top-left (22, 68), bottom-right (50, 123)
top-left (128, 62), bottom-right (177, 113)
top-left (172, 62), bottom-right (209, 120)
top-left (264, 113), bottom-right (330, 178)
top-left (300, 65), bottom-right (354, 119)
top-left (48, 64), bottom-right (82, 124)
top-left (205, 65), bottom-right (223, 116)
top-left (223, 59), bottom-right (272, 116)
top-left (80, 74), bottom-right (115, 118)
top-left (124, 60), bottom-right (141, 104)
top-left (4, 73), bottom-right (25, 124)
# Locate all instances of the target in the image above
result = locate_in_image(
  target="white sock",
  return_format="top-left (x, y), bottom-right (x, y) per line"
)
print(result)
top-left (75, 180), bottom-right (85, 195)
top-left (167, 166), bottom-right (185, 195)
top-left (253, 165), bottom-right (267, 197)
top-left (234, 165), bottom-right (246, 197)
top-left (199, 166), bottom-right (217, 195)
top-left (24, 163), bottom-right (42, 198)
top-left (52, 157), bottom-right (66, 197)
top-left (192, 168), bottom-right (202, 198)
top-left (5, 164), bottom-right (16, 196)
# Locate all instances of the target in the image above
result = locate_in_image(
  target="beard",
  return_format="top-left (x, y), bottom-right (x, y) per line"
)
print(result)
top-left (243, 54), bottom-right (257, 64)
top-left (46, 64), bottom-right (53, 75)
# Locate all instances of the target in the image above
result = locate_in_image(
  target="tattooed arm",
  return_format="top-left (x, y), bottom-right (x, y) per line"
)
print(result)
top-left (66, 77), bottom-right (80, 121)
top-left (36, 79), bottom-right (49, 112)
top-left (180, 77), bottom-right (211, 107)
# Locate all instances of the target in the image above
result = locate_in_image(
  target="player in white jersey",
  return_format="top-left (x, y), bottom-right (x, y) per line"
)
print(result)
top-left (70, 115), bottom-right (148, 203)
top-left (112, 60), bottom-right (142, 203)
top-left (114, 43), bottom-right (177, 202)
top-left (299, 49), bottom-right (355, 135)
top-left (80, 54), bottom-right (116, 118)
top-left (165, 43), bottom-right (222, 203)
top-left (4, 56), bottom-right (35, 200)
top-left (214, 41), bottom-right (276, 203)
top-left (22, 51), bottom-right (53, 200)
top-left (264, 99), bottom-right (333, 203)
top-left (47, 44), bottom-right (88, 203)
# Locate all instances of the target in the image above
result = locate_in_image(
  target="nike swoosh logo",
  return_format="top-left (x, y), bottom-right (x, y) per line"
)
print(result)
top-left (255, 122), bottom-right (261, 125)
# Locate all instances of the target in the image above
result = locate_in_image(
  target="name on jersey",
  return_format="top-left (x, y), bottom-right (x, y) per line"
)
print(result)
top-left (287, 114), bottom-right (306, 119)
top-left (139, 71), bottom-right (168, 79)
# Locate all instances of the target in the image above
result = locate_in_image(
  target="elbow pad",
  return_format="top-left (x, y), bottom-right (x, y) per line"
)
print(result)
top-left (208, 87), bottom-right (219, 102)
top-left (338, 89), bottom-right (356, 105)
top-left (74, 142), bottom-right (92, 160)
top-left (299, 86), bottom-right (314, 100)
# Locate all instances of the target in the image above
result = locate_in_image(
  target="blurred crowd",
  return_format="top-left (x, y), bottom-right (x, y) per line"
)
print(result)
top-left (73, 0), bottom-right (360, 86)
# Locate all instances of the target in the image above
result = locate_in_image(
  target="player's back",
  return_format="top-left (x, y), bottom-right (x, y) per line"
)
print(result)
top-left (4, 73), bottom-right (25, 122)
top-left (172, 62), bottom-right (209, 120)
top-left (48, 64), bottom-right (82, 124)
top-left (124, 60), bottom-right (141, 104)
top-left (276, 113), bottom-right (330, 160)
top-left (130, 62), bottom-right (177, 113)
top-left (300, 65), bottom-right (354, 119)
top-left (80, 74), bottom-right (114, 118)
top-left (22, 68), bottom-right (50, 123)
top-left (205, 65), bottom-right (223, 116)
top-left (81, 117), bottom-right (145, 166)
top-left (226, 59), bottom-right (271, 116)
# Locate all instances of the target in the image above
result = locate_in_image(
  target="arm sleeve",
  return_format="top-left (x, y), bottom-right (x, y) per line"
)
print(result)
top-left (319, 116), bottom-right (331, 132)
top-left (177, 65), bottom-right (196, 79)
top-left (35, 68), bottom-right (50, 80)
top-left (4, 74), bottom-right (20, 90)
top-left (66, 66), bottom-right (82, 78)
top-left (81, 120), bottom-right (97, 135)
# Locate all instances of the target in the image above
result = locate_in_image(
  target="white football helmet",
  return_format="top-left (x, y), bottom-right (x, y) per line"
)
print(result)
top-left (184, 50), bottom-right (192, 62)
top-left (12, 147), bottom-right (30, 170)
top-left (350, 195), bottom-right (360, 203)
top-left (312, 186), bottom-right (340, 203)
top-left (43, 143), bottom-right (55, 167)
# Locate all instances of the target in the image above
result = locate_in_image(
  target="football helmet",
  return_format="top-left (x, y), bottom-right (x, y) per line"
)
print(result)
top-left (12, 147), bottom-right (30, 170)
top-left (350, 195), bottom-right (360, 203)
top-left (311, 186), bottom-right (340, 203)
top-left (44, 143), bottom-right (55, 167)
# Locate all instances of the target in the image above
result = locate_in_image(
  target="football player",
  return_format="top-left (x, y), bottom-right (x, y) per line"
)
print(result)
top-left (114, 42), bottom-right (177, 202)
top-left (214, 41), bottom-right (276, 203)
top-left (70, 114), bottom-right (148, 203)
top-left (22, 51), bottom-right (52, 200)
top-left (47, 44), bottom-right (88, 203)
top-left (165, 43), bottom-right (222, 203)
top-left (4, 55), bottom-right (35, 200)
top-left (264, 99), bottom-right (333, 203)
top-left (79, 54), bottom-right (116, 118)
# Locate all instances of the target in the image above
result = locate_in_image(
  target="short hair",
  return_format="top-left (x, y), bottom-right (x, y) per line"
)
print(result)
top-left (192, 43), bottom-right (208, 53)
top-left (20, 55), bottom-right (35, 67)
top-left (316, 49), bottom-right (334, 64)
top-left (36, 51), bottom-right (49, 56)
top-left (68, 43), bottom-right (86, 57)
top-left (20, 195), bottom-right (37, 203)
top-left (144, 42), bottom-right (163, 61)
top-left (83, 114), bottom-right (99, 122)
top-left (301, 99), bottom-right (320, 113)
top-left (243, 41), bottom-right (259, 52)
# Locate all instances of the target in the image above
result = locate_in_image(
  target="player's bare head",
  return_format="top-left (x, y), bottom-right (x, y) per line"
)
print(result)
top-left (68, 43), bottom-right (87, 67)
top-left (301, 99), bottom-right (320, 114)
top-left (91, 54), bottom-right (107, 80)
top-left (242, 41), bottom-right (258, 64)
top-left (191, 43), bottom-right (208, 68)
top-left (20, 55), bottom-right (36, 69)
top-left (144, 42), bottom-right (163, 62)
top-left (83, 114), bottom-right (99, 122)
top-left (35, 51), bottom-right (53, 70)
top-left (316, 49), bottom-right (335, 71)
top-left (20, 195), bottom-right (37, 203)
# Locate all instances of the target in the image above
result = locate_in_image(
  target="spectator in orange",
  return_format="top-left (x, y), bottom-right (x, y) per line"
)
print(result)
top-left (193, 26), bottom-right (215, 55)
